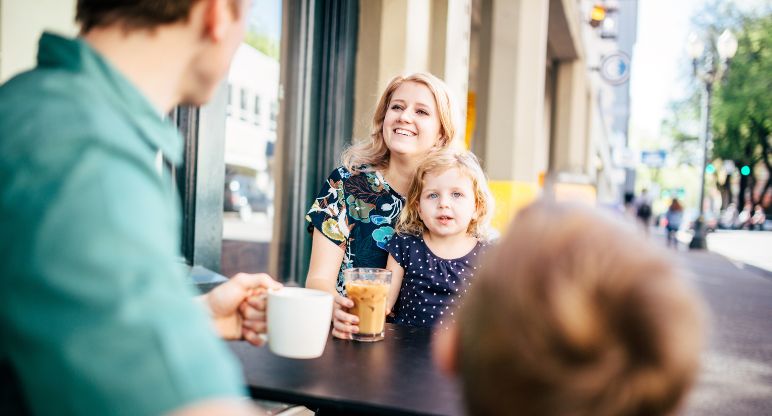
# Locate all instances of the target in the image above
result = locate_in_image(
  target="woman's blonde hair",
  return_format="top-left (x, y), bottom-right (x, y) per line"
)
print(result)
top-left (341, 72), bottom-right (457, 172)
top-left (396, 150), bottom-right (493, 240)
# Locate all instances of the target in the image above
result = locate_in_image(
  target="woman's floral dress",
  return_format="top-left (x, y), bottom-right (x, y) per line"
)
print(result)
top-left (306, 166), bottom-right (404, 295)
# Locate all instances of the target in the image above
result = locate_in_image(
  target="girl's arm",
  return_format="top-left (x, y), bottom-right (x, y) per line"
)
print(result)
top-left (385, 254), bottom-right (405, 315)
top-left (306, 230), bottom-right (359, 339)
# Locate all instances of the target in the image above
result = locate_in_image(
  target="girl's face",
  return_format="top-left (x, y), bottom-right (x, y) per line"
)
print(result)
top-left (382, 81), bottom-right (443, 159)
top-left (418, 168), bottom-right (478, 239)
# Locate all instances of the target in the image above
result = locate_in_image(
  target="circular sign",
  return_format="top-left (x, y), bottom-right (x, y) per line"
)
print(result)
top-left (599, 52), bottom-right (631, 85)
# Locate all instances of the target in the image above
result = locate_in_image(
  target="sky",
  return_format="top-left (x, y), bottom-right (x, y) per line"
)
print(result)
top-left (629, 0), bottom-right (767, 142)
top-left (629, 0), bottom-right (704, 141)
top-left (248, 0), bottom-right (282, 39)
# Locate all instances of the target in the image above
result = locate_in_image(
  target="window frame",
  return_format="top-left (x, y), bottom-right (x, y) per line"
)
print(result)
top-left (176, 0), bottom-right (359, 282)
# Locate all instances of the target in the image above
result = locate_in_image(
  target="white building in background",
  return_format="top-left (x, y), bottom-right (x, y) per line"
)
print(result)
top-left (603, 0), bottom-right (640, 202)
top-left (225, 43), bottom-right (279, 193)
top-left (580, 0), bottom-right (639, 205)
top-left (352, 0), bottom-right (641, 231)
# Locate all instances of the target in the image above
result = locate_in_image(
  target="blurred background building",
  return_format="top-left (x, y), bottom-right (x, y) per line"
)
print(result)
top-left (0, 0), bottom-right (640, 283)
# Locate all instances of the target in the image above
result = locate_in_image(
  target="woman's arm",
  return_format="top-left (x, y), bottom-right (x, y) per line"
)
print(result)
top-left (306, 229), bottom-right (359, 339)
top-left (306, 230), bottom-right (345, 294)
top-left (385, 254), bottom-right (405, 315)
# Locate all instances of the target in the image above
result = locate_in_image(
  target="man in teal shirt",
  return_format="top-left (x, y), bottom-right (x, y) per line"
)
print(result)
top-left (0, 0), bottom-right (279, 414)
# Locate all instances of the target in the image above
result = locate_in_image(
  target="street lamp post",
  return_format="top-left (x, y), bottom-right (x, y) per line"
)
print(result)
top-left (687, 29), bottom-right (738, 250)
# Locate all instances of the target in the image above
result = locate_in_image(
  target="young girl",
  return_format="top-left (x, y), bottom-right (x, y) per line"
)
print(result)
top-left (384, 150), bottom-right (493, 328)
top-left (305, 73), bottom-right (459, 339)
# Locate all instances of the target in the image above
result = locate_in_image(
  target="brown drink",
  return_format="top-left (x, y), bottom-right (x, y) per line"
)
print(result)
top-left (343, 268), bottom-right (392, 342)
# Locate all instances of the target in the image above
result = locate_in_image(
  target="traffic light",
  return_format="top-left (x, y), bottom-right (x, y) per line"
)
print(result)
top-left (740, 165), bottom-right (751, 176)
top-left (706, 163), bottom-right (716, 174)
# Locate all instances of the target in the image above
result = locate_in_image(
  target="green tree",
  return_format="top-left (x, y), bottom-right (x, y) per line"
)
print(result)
top-left (712, 13), bottom-right (772, 210)
top-left (663, 1), bottom-right (771, 213)
top-left (244, 31), bottom-right (280, 60)
top-left (661, 94), bottom-right (701, 167)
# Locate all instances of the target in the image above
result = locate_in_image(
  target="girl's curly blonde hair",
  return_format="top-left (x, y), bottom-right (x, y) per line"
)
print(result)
top-left (396, 150), bottom-right (493, 241)
top-left (341, 72), bottom-right (458, 173)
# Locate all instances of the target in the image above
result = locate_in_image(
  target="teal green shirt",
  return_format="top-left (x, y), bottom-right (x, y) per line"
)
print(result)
top-left (0, 33), bottom-right (244, 415)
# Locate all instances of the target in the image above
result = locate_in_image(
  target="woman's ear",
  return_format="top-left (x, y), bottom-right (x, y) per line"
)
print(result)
top-left (433, 323), bottom-right (460, 376)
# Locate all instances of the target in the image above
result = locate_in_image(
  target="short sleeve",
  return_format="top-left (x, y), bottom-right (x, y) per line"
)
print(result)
top-left (385, 234), bottom-right (412, 269)
top-left (1, 147), bottom-right (244, 415)
top-left (306, 167), bottom-right (349, 246)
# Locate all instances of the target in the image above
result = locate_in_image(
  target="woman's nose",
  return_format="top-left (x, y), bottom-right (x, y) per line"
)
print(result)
top-left (398, 109), bottom-right (413, 123)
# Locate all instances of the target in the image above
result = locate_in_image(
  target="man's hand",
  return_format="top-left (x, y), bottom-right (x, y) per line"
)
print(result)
top-left (203, 273), bottom-right (282, 346)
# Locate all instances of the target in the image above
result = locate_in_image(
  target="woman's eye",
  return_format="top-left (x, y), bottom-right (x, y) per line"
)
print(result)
top-left (390, 104), bottom-right (403, 111)
top-left (417, 109), bottom-right (429, 116)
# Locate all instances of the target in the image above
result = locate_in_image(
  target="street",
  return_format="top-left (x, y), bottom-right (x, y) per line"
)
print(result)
top-left (657, 231), bottom-right (772, 415)
top-left (222, 211), bottom-right (273, 242)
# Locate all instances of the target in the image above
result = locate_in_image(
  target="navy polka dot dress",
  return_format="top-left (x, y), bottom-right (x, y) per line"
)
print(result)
top-left (385, 234), bottom-right (489, 328)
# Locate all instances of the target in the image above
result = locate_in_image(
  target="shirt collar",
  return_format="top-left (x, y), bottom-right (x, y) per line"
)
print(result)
top-left (36, 32), bottom-right (183, 165)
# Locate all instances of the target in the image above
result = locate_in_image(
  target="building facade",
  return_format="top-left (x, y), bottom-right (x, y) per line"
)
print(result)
top-left (0, 0), bottom-right (638, 283)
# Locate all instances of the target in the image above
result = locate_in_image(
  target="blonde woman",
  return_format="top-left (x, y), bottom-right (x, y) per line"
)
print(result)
top-left (305, 72), bottom-right (458, 339)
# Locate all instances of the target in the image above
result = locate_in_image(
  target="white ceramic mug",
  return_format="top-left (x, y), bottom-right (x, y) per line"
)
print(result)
top-left (266, 287), bottom-right (333, 359)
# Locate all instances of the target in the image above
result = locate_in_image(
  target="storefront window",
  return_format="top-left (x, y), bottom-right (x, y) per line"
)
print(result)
top-left (221, 0), bottom-right (282, 277)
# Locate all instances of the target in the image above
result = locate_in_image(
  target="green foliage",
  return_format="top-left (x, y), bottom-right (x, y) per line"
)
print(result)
top-left (244, 31), bottom-right (280, 60)
top-left (662, 1), bottom-right (771, 208)
top-left (660, 94), bottom-right (701, 166)
top-left (712, 13), bottom-right (771, 168)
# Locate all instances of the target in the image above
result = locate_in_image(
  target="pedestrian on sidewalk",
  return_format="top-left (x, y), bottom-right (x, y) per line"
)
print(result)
top-left (665, 198), bottom-right (684, 248)
top-left (635, 188), bottom-right (653, 235)
top-left (751, 205), bottom-right (766, 231)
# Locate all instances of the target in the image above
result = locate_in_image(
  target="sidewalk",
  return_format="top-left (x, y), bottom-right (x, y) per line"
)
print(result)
top-left (661, 233), bottom-right (772, 416)
top-left (676, 229), bottom-right (772, 274)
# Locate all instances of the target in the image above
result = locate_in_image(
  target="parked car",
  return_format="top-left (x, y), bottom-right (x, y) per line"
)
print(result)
top-left (224, 174), bottom-right (271, 220)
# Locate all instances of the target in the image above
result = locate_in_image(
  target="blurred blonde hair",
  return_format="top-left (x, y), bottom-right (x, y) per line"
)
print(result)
top-left (341, 72), bottom-right (457, 173)
top-left (457, 201), bottom-right (704, 416)
top-left (396, 150), bottom-right (493, 240)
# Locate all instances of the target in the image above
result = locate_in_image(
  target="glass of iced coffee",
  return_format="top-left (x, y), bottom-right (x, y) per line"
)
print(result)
top-left (343, 268), bottom-right (392, 342)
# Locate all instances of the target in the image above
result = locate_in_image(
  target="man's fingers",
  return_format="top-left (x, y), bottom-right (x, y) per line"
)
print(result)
top-left (243, 329), bottom-right (267, 347)
top-left (243, 319), bottom-right (267, 334)
top-left (246, 294), bottom-right (267, 310)
top-left (231, 272), bottom-right (283, 292)
top-left (239, 303), bottom-right (266, 321)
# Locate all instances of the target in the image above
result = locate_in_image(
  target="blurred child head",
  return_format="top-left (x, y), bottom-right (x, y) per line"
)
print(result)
top-left (396, 150), bottom-right (493, 240)
top-left (434, 200), bottom-right (704, 416)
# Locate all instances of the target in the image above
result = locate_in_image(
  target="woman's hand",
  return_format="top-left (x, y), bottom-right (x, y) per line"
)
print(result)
top-left (331, 294), bottom-right (359, 340)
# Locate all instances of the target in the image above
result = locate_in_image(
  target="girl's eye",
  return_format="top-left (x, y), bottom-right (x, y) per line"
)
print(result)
top-left (452, 192), bottom-right (463, 198)
top-left (426, 193), bottom-right (438, 199)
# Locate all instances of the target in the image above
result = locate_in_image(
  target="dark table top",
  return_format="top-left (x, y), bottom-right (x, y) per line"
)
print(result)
top-left (228, 324), bottom-right (464, 416)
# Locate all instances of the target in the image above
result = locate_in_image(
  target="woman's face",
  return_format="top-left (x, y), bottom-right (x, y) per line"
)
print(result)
top-left (382, 81), bottom-right (443, 160)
